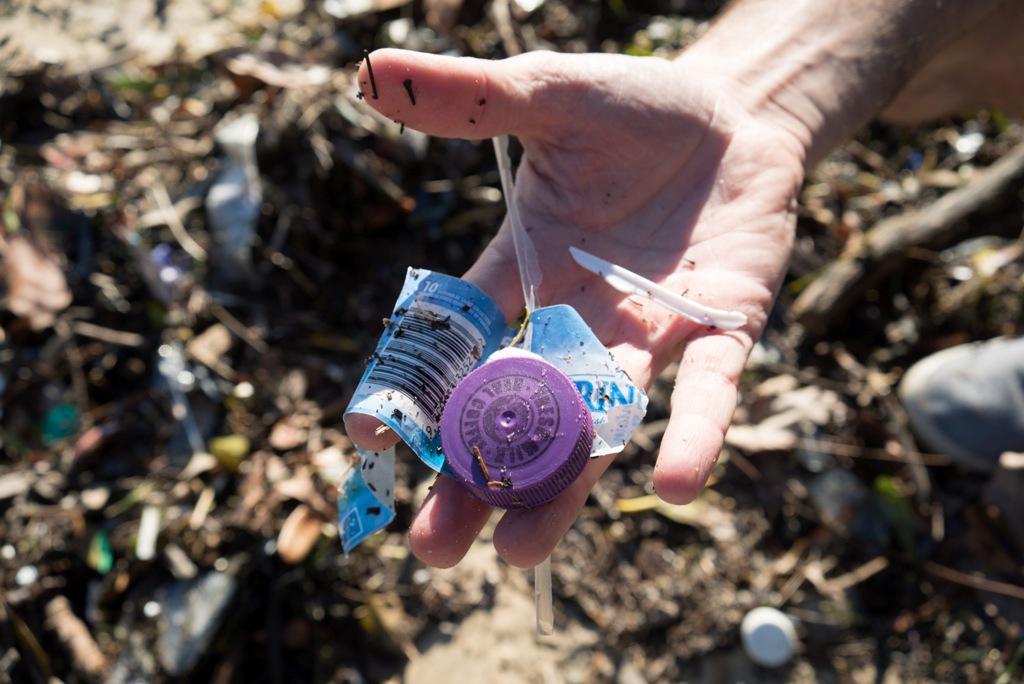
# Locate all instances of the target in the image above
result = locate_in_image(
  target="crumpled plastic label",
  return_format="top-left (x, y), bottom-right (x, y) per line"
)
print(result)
top-left (526, 306), bottom-right (648, 456)
top-left (338, 446), bottom-right (397, 554)
top-left (346, 268), bottom-right (509, 473)
top-left (339, 267), bottom-right (648, 552)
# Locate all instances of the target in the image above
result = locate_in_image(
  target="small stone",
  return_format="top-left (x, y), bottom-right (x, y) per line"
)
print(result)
top-left (209, 434), bottom-right (250, 471)
top-left (277, 504), bottom-right (323, 565)
top-left (143, 600), bottom-right (162, 618)
top-left (81, 486), bottom-right (110, 511)
top-left (15, 565), bottom-right (38, 586)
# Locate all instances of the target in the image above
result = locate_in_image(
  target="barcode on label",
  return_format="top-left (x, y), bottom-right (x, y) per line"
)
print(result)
top-left (366, 303), bottom-right (482, 424)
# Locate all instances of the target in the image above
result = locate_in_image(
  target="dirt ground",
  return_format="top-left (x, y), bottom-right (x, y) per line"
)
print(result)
top-left (1, 0), bottom-right (1023, 682)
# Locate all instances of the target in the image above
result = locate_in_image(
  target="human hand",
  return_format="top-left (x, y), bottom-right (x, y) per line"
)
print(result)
top-left (344, 48), bottom-right (806, 567)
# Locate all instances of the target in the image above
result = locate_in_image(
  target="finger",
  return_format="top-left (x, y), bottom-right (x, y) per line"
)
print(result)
top-left (357, 48), bottom-right (568, 140)
top-left (653, 330), bottom-right (752, 504)
top-left (409, 475), bottom-right (492, 568)
top-left (342, 412), bottom-right (400, 451)
top-left (491, 454), bottom-right (615, 568)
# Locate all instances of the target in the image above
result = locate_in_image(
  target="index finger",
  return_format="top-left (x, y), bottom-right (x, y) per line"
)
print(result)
top-left (653, 330), bottom-right (752, 504)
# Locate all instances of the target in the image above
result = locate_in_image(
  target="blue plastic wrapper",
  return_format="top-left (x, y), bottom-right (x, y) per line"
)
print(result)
top-left (340, 268), bottom-right (648, 552)
top-left (527, 306), bottom-right (648, 456)
top-left (339, 447), bottom-right (397, 554)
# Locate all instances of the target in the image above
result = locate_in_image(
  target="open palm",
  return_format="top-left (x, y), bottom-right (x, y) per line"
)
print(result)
top-left (345, 49), bottom-right (805, 567)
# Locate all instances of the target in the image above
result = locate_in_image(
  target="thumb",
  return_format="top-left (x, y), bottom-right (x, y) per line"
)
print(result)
top-left (357, 48), bottom-right (564, 140)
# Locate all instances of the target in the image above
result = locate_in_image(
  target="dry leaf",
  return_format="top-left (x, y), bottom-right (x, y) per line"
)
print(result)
top-left (311, 446), bottom-right (355, 484)
top-left (45, 596), bottom-right (108, 679)
top-left (274, 467), bottom-right (334, 519)
top-left (0, 471), bottom-right (32, 501)
top-left (725, 424), bottom-right (799, 452)
top-left (187, 323), bottom-right (233, 370)
top-left (323, 0), bottom-right (411, 20)
top-left (424, 0), bottom-right (464, 34)
top-left (277, 504), bottom-right (323, 564)
top-left (3, 235), bottom-right (72, 330)
top-left (269, 415), bottom-right (307, 451)
top-left (225, 53), bottom-right (331, 89)
top-left (728, 375), bottom-right (849, 453)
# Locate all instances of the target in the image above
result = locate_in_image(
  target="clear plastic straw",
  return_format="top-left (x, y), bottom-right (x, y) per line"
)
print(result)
top-left (534, 556), bottom-right (554, 636)
top-left (492, 135), bottom-right (553, 636)
top-left (492, 136), bottom-right (542, 313)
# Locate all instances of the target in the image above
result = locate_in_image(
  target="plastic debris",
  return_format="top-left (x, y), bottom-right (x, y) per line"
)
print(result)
top-left (343, 138), bottom-right (648, 643)
top-left (206, 113), bottom-right (261, 285)
top-left (87, 531), bottom-right (113, 574)
top-left (41, 402), bottom-right (79, 445)
top-left (149, 243), bottom-right (188, 288)
top-left (493, 135), bottom-right (542, 311)
top-left (338, 446), bottom-right (397, 554)
top-left (740, 606), bottom-right (797, 667)
top-left (157, 343), bottom-right (206, 465)
top-left (135, 505), bottom-right (162, 561)
top-left (568, 246), bottom-right (747, 330)
top-left (155, 570), bottom-right (238, 677)
top-left (809, 469), bottom-right (890, 549)
top-left (440, 351), bottom-right (593, 508)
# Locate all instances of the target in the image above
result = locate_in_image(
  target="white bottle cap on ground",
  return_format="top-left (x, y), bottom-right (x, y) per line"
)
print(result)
top-left (740, 606), bottom-right (797, 667)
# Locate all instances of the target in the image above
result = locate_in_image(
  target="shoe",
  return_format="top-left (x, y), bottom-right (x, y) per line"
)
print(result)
top-left (898, 337), bottom-right (1024, 471)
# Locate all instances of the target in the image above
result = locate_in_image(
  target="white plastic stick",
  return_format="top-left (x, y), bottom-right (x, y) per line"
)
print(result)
top-left (492, 136), bottom-right (553, 635)
top-left (568, 246), bottom-right (748, 330)
top-left (135, 505), bottom-right (161, 561)
top-left (534, 555), bottom-right (554, 636)
top-left (492, 136), bottom-right (543, 313)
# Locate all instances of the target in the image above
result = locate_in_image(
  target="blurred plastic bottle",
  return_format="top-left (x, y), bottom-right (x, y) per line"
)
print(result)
top-left (206, 113), bottom-right (261, 286)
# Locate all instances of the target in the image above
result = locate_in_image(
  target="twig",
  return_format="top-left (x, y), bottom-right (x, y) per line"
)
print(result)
top-left (472, 445), bottom-right (491, 481)
top-left (45, 595), bottom-right (108, 680)
top-left (798, 438), bottom-right (950, 466)
top-left (208, 301), bottom-right (268, 354)
top-left (149, 183), bottom-right (207, 262)
top-left (629, 418), bottom-right (668, 452)
top-left (491, 0), bottom-right (522, 56)
top-left (55, 318), bottom-right (90, 419)
top-left (363, 49), bottom-right (378, 99)
top-left (824, 556), bottom-right (889, 593)
top-left (922, 561), bottom-right (1024, 601)
top-left (831, 346), bottom-right (933, 504)
top-left (135, 195), bottom-right (202, 231)
top-left (880, 392), bottom-right (932, 505)
top-left (332, 137), bottom-right (415, 211)
top-left (71, 320), bottom-right (145, 347)
top-left (488, 475), bottom-right (512, 489)
top-left (725, 448), bottom-right (762, 481)
top-left (793, 143), bottom-right (1024, 334)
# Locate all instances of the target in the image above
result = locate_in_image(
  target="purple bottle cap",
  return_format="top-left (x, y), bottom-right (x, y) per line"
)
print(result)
top-left (440, 354), bottom-right (593, 509)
